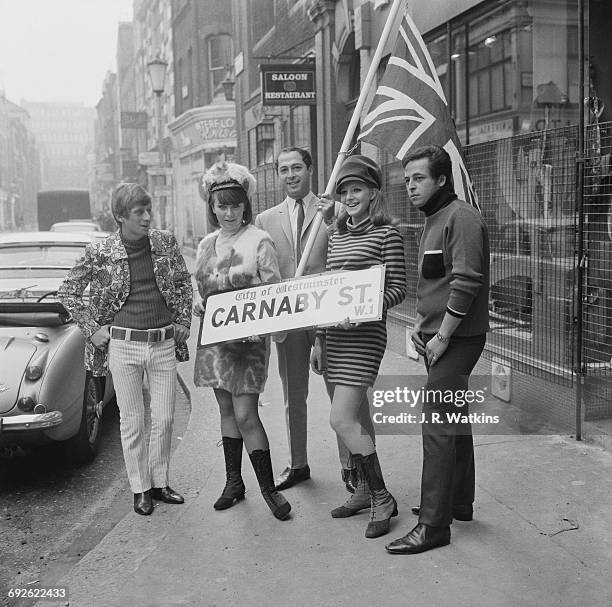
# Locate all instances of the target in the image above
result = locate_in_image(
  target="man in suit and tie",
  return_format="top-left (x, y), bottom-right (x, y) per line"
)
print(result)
top-left (255, 147), bottom-right (338, 490)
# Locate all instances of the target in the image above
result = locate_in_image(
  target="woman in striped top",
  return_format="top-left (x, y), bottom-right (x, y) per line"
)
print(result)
top-left (312, 155), bottom-right (407, 539)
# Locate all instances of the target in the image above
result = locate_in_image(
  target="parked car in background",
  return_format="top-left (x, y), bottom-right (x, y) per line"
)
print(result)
top-left (50, 220), bottom-right (102, 233)
top-left (0, 232), bottom-right (114, 463)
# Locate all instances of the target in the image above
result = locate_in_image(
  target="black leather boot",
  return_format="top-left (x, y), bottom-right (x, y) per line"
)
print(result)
top-left (354, 452), bottom-right (398, 538)
top-left (341, 468), bottom-right (356, 494)
top-left (214, 436), bottom-right (246, 511)
top-left (248, 449), bottom-right (291, 520)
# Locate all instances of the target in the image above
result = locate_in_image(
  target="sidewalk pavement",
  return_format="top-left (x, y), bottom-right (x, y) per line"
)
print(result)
top-left (38, 254), bottom-right (612, 607)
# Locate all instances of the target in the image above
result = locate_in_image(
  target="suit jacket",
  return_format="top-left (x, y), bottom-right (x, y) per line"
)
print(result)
top-left (255, 192), bottom-right (331, 344)
top-left (58, 229), bottom-right (193, 375)
top-left (254, 192), bottom-right (329, 280)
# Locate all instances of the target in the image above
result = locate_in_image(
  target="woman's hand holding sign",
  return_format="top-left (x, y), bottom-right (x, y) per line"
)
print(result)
top-left (335, 317), bottom-right (359, 330)
top-left (310, 335), bottom-right (326, 374)
top-left (193, 298), bottom-right (206, 317)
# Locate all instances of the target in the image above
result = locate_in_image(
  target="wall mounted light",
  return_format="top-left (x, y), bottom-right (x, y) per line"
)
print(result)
top-left (221, 67), bottom-right (235, 101)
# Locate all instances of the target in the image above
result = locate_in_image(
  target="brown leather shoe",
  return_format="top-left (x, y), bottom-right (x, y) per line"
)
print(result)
top-left (411, 504), bottom-right (473, 521)
top-left (150, 486), bottom-right (184, 504)
top-left (274, 465), bottom-right (311, 491)
top-left (385, 523), bottom-right (450, 554)
top-left (133, 491), bottom-right (153, 515)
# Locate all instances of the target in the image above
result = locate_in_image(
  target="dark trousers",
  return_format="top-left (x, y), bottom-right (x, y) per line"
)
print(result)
top-left (418, 333), bottom-right (486, 527)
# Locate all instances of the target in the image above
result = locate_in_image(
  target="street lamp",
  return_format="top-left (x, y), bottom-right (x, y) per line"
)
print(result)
top-left (221, 66), bottom-right (235, 101)
top-left (147, 56), bottom-right (168, 227)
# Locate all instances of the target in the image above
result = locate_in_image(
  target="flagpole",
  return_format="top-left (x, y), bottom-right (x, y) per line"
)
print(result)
top-left (294, 0), bottom-right (405, 277)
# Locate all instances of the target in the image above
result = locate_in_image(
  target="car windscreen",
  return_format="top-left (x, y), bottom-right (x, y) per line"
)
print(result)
top-left (0, 244), bottom-right (86, 274)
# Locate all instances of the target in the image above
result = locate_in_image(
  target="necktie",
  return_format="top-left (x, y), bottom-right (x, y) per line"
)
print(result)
top-left (295, 198), bottom-right (304, 262)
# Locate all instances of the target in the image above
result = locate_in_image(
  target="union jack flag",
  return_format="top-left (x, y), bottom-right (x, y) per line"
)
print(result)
top-left (358, 5), bottom-right (479, 210)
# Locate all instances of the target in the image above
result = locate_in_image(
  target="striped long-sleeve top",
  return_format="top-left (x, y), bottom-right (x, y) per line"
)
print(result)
top-left (320, 216), bottom-right (407, 386)
top-left (326, 217), bottom-right (406, 311)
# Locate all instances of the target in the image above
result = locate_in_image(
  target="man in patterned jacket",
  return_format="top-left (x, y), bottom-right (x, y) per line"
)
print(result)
top-left (59, 183), bottom-right (193, 516)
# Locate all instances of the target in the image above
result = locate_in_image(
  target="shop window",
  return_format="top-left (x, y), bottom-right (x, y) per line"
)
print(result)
top-left (437, 0), bottom-right (581, 140)
top-left (449, 29), bottom-right (469, 127)
top-left (248, 123), bottom-right (275, 168)
top-left (426, 34), bottom-right (450, 101)
top-left (468, 30), bottom-right (512, 118)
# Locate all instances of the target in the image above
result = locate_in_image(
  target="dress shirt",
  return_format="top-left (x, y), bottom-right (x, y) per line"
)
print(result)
top-left (286, 191), bottom-right (316, 247)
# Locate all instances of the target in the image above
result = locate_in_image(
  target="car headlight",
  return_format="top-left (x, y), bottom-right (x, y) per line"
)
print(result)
top-left (17, 396), bottom-right (36, 412)
top-left (25, 365), bottom-right (43, 381)
top-left (24, 351), bottom-right (48, 382)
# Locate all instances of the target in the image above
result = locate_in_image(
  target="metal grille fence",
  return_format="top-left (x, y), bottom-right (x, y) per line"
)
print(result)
top-left (384, 127), bottom-right (579, 382)
top-left (582, 120), bottom-right (612, 419)
top-left (583, 121), bottom-right (612, 368)
top-left (465, 126), bottom-right (579, 381)
top-left (250, 127), bottom-right (612, 419)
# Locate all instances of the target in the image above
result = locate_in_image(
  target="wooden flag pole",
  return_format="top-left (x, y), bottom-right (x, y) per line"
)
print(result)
top-left (294, 0), bottom-right (405, 277)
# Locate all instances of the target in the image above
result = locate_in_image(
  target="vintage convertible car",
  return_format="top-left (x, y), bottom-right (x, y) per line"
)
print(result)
top-left (0, 231), bottom-right (114, 463)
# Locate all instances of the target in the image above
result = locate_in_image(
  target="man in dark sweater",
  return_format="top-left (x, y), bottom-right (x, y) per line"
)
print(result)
top-left (386, 145), bottom-right (489, 555)
top-left (59, 183), bottom-right (193, 516)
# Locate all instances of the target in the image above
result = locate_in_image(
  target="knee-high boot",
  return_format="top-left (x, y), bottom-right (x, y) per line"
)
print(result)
top-left (341, 468), bottom-right (356, 493)
top-left (354, 452), bottom-right (398, 538)
top-left (331, 466), bottom-right (370, 518)
top-left (248, 449), bottom-right (291, 520)
top-left (214, 437), bottom-right (246, 510)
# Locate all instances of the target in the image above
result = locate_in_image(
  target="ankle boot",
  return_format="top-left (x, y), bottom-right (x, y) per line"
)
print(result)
top-left (341, 468), bottom-right (356, 494)
top-left (331, 467), bottom-right (370, 518)
top-left (354, 452), bottom-right (398, 538)
top-left (248, 449), bottom-right (291, 520)
top-left (214, 436), bottom-right (246, 510)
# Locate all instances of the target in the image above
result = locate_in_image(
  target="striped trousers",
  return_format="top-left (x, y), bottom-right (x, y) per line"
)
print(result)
top-left (108, 336), bottom-right (177, 493)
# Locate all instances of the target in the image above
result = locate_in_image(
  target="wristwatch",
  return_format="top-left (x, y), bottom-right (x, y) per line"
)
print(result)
top-left (436, 331), bottom-right (449, 344)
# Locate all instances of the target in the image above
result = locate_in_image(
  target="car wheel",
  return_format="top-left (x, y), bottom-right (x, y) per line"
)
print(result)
top-left (67, 373), bottom-right (103, 464)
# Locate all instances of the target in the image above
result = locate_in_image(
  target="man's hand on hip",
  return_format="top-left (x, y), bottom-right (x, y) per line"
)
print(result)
top-left (425, 335), bottom-right (448, 367)
top-left (91, 325), bottom-right (111, 350)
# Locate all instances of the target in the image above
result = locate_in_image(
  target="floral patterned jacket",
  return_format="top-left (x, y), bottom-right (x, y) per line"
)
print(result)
top-left (58, 229), bottom-right (193, 376)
